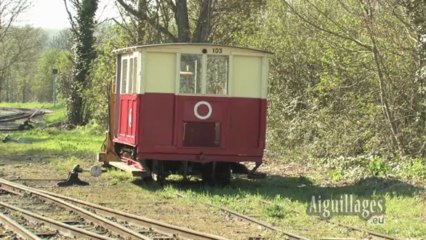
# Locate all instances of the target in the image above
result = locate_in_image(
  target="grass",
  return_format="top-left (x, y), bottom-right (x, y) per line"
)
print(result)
top-left (1, 127), bottom-right (103, 160)
top-left (0, 102), bottom-right (103, 176)
top-left (105, 169), bottom-right (134, 185)
top-left (0, 102), bottom-right (425, 239)
top-left (149, 176), bottom-right (425, 238)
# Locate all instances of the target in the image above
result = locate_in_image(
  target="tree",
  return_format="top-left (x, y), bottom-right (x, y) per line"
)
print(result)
top-left (64, 0), bottom-right (99, 125)
top-left (48, 28), bottom-right (73, 51)
top-left (0, 0), bottom-right (29, 40)
top-left (114, 0), bottom-right (267, 45)
top-left (83, 24), bottom-right (121, 126)
top-left (279, 0), bottom-right (424, 156)
top-left (116, 0), bottom-right (214, 43)
top-left (0, 0), bottom-right (30, 101)
top-left (402, 0), bottom-right (426, 153)
top-left (112, 0), bottom-right (162, 45)
top-left (32, 49), bottom-right (71, 102)
top-left (223, 0), bottom-right (425, 158)
top-left (0, 26), bottom-right (46, 102)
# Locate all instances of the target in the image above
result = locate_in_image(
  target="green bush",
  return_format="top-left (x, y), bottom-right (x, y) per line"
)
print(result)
top-left (369, 156), bottom-right (389, 177)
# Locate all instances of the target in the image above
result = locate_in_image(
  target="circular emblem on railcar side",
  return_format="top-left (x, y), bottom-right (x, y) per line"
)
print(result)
top-left (194, 101), bottom-right (212, 120)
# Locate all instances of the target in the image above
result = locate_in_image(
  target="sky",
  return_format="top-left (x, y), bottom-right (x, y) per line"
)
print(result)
top-left (17, 0), bottom-right (120, 29)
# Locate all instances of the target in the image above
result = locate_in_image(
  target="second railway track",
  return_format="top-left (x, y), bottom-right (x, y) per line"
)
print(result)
top-left (175, 193), bottom-right (309, 240)
top-left (0, 178), bottom-right (227, 240)
top-left (175, 192), bottom-right (401, 240)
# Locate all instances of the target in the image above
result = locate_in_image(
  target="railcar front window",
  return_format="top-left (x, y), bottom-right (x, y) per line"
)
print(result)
top-left (180, 54), bottom-right (202, 94)
top-left (206, 55), bottom-right (228, 95)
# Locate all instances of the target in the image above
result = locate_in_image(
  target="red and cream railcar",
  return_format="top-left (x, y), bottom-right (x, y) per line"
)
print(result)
top-left (103, 43), bottom-right (270, 183)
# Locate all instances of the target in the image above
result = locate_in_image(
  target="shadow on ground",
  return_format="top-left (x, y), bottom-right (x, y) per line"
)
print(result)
top-left (133, 174), bottom-right (424, 203)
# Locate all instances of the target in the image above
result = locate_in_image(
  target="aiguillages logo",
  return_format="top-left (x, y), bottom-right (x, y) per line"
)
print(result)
top-left (307, 194), bottom-right (386, 220)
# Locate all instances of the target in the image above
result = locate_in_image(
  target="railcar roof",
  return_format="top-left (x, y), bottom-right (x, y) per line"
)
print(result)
top-left (113, 43), bottom-right (272, 55)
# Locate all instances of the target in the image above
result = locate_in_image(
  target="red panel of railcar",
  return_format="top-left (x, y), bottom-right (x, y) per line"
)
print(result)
top-left (140, 93), bottom-right (175, 147)
top-left (117, 94), bottom-right (139, 145)
top-left (114, 93), bottom-right (266, 162)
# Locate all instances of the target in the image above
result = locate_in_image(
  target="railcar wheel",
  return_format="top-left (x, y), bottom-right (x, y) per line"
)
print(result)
top-left (151, 160), bottom-right (166, 183)
top-left (202, 162), bottom-right (231, 186)
top-left (201, 162), bottom-right (215, 185)
top-left (215, 163), bottom-right (231, 186)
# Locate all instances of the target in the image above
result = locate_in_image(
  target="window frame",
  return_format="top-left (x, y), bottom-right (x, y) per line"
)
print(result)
top-left (206, 54), bottom-right (230, 95)
top-left (179, 53), bottom-right (203, 94)
top-left (120, 58), bottom-right (129, 94)
top-left (120, 52), bottom-right (140, 94)
top-left (177, 52), bottom-right (231, 96)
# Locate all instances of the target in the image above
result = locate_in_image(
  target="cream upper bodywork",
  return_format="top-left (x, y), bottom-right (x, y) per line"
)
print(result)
top-left (116, 44), bottom-right (271, 99)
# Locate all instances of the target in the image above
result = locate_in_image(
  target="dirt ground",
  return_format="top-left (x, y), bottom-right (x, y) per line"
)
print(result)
top-left (4, 152), bottom-right (416, 240)
top-left (0, 155), bottom-right (284, 240)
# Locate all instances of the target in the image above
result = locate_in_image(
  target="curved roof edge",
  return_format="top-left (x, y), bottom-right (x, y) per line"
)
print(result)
top-left (113, 43), bottom-right (273, 55)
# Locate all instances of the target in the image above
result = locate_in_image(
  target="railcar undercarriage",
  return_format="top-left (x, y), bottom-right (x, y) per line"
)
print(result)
top-left (102, 143), bottom-right (262, 185)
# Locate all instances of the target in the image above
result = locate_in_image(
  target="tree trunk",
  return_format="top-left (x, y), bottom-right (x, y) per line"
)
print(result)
top-left (192, 0), bottom-right (213, 42)
top-left (361, 0), bottom-right (405, 154)
top-left (68, 88), bottom-right (83, 125)
top-left (371, 44), bottom-right (403, 153)
top-left (66, 0), bottom-right (98, 126)
top-left (136, 0), bottom-right (147, 44)
top-left (175, 0), bottom-right (190, 42)
top-left (117, 0), bottom-right (215, 43)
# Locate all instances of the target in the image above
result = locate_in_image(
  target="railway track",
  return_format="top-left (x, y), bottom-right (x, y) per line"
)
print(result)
top-left (0, 210), bottom-right (41, 240)
top-left (175, 193), bottom-right (309, 240)
top-left (0, 107), bottom-right (47, 131)
top-left (258, 198), bottom-right (400, 240)
top-left (323, 220), bottom-right (400, 240)
top-left (213, 204), bottom-right (308, 240)
top-left (0, 107), bottom-right (32, 122)
top-left (0, 107), bottom-right (47, 122)
top-left (0, 178), bottom-right (227, 240)
top-left (176, 192), bottom-right (402, 240)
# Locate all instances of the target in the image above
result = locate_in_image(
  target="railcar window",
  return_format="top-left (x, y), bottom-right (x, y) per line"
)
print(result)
top-left (121, 59), bottom-right (128, 93)
top-left (132, 58), bottom-right (138, 93)
top-left (180, 54), bottom-right (202, 94)
top-left (206, 55), bottom-right (228, 95)
top-left (120, 57), bottom-right (138, 94)
top-left (128, 58), bottom-right (134, 93)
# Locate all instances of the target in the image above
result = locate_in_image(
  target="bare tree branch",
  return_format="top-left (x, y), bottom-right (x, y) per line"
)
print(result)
top-left (63, 0), bottom-right (78, 34)
top-left (114, 4), bottom-right (139, 44)
top-left (283, 0), bottom-right (373, 51)
top-left (158, 0), bottom-right (172, 32)
top-left (0, 0), bottom-right (30, 41)
top-left (358, 0), bottom-right (404, 153)
top-left (165, 0), bottom-right (176, 14)
top-left (112, 17), bottom-right (137, 42)
top-left (116, 0), bottom-right (177, 42)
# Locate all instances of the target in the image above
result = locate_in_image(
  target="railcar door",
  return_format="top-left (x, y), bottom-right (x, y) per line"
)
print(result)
top-left (117, 53), bottom-right (139, 145)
